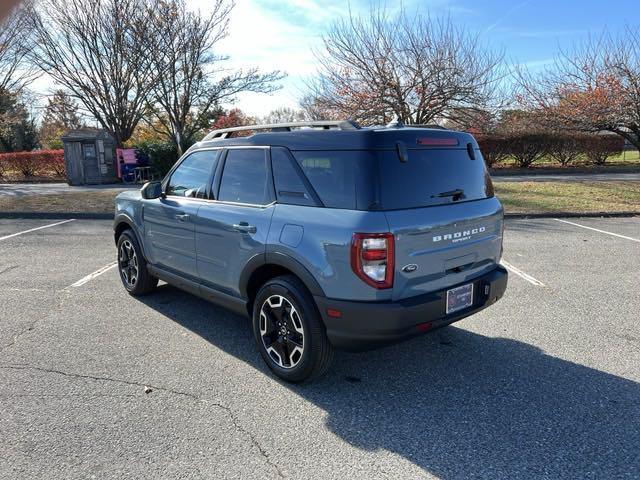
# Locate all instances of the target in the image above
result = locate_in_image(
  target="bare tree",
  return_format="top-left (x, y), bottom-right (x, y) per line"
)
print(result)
top-left (28, 0), bottom-right (162, 146)
top-left (299, 94), bottom-right (335, 121)
top-left (0, 2), bottom-right (38, 92)
top-left (146, 0), bottom-right (283, 155)
top-left (309, 7), bottom-right (505, 126)
top-left (516, 28), bottom-right (640, 150)
top-left (260, 107), bottom-right (307, 124)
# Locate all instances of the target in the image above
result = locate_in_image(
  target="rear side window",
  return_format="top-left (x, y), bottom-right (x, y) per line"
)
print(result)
top-left (378, 149), bottom-right (491, 210)
top-left (292, 151), bottom-right (372, 209)
top-left (271, 148), bottom-right (315, 206)
top-left (219, 149), bottom-right (269, 205)
top-left (167, 150), bottom-right (218, 198)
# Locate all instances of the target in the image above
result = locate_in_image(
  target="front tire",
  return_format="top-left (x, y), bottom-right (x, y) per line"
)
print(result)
top-left (116, 229), bottom-right (158, 296)
top-left (252, 275), bottom-right (333, 383)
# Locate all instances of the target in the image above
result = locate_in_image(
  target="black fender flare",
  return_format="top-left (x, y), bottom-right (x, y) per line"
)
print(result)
top-left (239, 251), bottom-right (325, 300)
top-left (113, 213), bottom-right (147, 259)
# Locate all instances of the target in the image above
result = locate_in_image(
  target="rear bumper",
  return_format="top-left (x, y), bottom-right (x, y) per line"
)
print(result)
top-left (315, 265), bottom-right (508, 351)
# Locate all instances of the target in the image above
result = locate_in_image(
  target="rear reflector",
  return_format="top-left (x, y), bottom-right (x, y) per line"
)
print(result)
top-left (361, 249), bottom-right (387, 261)
top-left (417, 137), bottom-right (459, 146)
top-left (326, 308), bottom-right (342, 318)
top-left (417, 322), bottom-right (433, 332)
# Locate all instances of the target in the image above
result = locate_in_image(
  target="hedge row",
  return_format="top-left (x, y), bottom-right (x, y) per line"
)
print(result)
top-left (476, 133), bottom-right (625, 168)
top-left (0, 150), bottom-right (66, 179)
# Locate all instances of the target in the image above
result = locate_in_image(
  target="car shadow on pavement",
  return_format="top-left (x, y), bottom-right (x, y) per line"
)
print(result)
top-left (138, 284), bottom-right (639, 479)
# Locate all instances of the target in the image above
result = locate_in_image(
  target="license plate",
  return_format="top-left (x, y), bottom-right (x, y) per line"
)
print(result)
top-left (446, 283), bottom-right (474, 314)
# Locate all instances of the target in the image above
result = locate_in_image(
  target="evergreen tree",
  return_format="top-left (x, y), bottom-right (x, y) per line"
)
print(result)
top-left (40, 90), bottom-right (82, 149)
top-left (0, 88), bottom-right (38, 152)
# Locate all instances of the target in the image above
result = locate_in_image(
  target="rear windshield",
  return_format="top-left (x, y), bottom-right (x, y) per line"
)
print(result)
top-left (291, 149), bottom-right (491, 211)
top-left (378, 149), bottom-right (492, 210)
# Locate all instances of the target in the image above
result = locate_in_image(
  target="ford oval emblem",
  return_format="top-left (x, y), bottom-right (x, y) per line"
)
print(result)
top-left (402, 264), bottom-right (418, 273)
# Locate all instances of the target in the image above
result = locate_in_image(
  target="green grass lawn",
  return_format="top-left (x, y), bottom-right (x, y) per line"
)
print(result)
top-left (0, 190), bottom-right (122, 214)
top-left (1, 182), bottom-right (638, 216)
top-left (495, 181), bottom-right (640, 214)
top-left (609, 150), bottom-right (640, 163)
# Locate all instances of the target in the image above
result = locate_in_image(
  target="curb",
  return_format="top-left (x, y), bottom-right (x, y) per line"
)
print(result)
top-left (490, 168), bottom-right (640, 177)
top-left (504, 211), bottom-right (640, 219)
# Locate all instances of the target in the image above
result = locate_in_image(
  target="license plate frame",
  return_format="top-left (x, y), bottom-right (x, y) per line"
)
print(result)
top-left (446, 283), bottom-right (474, 314)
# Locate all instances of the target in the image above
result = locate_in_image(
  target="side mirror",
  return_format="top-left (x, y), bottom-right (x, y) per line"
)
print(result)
top-left (141, 181), bottom-right (163, 200)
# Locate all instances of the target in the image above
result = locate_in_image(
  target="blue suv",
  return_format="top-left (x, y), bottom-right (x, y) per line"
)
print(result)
top-left (114, 120), bottom-right (508, 382)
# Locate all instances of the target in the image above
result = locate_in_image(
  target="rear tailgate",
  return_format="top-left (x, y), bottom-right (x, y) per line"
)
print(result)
top-left (385, 198), bottom-right (503, 301)
top-left (377, 138), bottom-right (503, 301)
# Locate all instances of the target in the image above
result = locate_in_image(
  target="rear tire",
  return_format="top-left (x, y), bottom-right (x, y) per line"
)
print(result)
top-left (116, 229), bottom-right (158, 296)
top-left (252, 275), bottom-right (333, 383)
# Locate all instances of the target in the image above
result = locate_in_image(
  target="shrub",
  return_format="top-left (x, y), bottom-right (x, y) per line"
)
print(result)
top-left (133, 140), bottom-right (179, 176)
top-left (470, 131), bottom-right (626, 168)
top-left (547, 134), bottom-right (585, 166)
top-left (0, 150), bottom-right (65, 178)
top-left (505, 133), bottom-right (553, 168)
top-left (583, 135), bottom-right (624, 165)
top-left (40, 151), bottom-right (66, 176)
top-left (11, 152), bottom-right (39, 176)
top-left (476, 135), bottom-right (510, 167)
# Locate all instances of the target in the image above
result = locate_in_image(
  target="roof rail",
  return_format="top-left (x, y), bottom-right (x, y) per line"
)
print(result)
top-left (203, 120), bottom-right (361, 141)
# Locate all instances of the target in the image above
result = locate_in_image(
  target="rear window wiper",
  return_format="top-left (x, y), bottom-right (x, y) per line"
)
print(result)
top-left (432, 189), bottom-right (465, 201)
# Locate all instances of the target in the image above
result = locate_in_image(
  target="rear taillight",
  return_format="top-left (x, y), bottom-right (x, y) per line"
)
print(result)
top-left (351, 233), bottom-right (394, 289)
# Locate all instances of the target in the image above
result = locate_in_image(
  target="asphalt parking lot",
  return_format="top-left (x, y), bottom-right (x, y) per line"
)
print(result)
top-left (0, 216), bottom-right (639, 479)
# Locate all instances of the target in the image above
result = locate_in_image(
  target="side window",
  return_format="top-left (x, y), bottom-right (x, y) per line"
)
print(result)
top-left (218, 149), bottom-right (269, 205)
top-left (271, 147), bottom-right (315, 206)
top-left (293, 151), bottom-right (358, 209)
top-left (166, 151), bottom-right (218, 198)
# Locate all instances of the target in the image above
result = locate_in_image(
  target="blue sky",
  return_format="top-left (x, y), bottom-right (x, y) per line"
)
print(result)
top-left (200, 0), bottom-right (639, 116)
top-left (32, 0), bottom-right (640, 117)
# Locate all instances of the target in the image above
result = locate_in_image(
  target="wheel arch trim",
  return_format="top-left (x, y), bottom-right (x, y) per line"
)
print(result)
top-left (239, 252), bottom-right (326, 300)
top-left (114, 214), bottom-right (147, 259)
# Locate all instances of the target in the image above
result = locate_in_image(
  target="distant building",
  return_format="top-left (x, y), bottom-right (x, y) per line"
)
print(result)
top-left (61, 129), bottom-right (118, 185)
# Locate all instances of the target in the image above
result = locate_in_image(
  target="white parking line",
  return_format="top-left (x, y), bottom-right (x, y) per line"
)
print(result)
top-left (0, 219), bottom-right (76, 242)
top-left (555, 218), bottom-right (640, 243)
top-left (501, 260), bottom-right (546, 287)
top-left (69, 262), bottom-right (118, 288)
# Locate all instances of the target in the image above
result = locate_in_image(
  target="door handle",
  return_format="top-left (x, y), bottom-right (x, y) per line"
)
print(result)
top-left (233, 222), bottom-right (257, 234)
top-left (175, 213), bottom-right (190, 222)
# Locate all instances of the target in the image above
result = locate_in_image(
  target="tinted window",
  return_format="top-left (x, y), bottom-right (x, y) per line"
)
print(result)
top-left (271, 148), bottom-right (315, 206)
top-left (293, 151), bottom-right (372, 209)
top-left (219, 149), bottom-right (269, 205)
top-left (378, 149), bottom-right (491, 210)
top-left (166, 151), bottom-right (218, 198)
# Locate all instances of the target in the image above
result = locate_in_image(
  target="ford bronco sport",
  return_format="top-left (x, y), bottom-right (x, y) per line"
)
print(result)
top-left (114, 120), bottom-right (508, 382)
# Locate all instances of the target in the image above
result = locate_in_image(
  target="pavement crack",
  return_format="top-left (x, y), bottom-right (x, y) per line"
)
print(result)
top-left (204, 399), bottom-right (286, 478)
top-left (0, 364), bottom-right (198, 399)
top-left (1, 322), bottom-right (38, 353)
top-left (0, 393), bottom-right (139, 399)
top-left (0, 265), bottom-right (19, 275)
top-left (2, 364), bottom-right (285, 477)
top-left (0, 291), bottom-right (70, 354)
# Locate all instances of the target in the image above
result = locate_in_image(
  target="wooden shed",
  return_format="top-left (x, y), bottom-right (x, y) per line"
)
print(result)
top-left (61, 129), bottom-right (118, 185)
